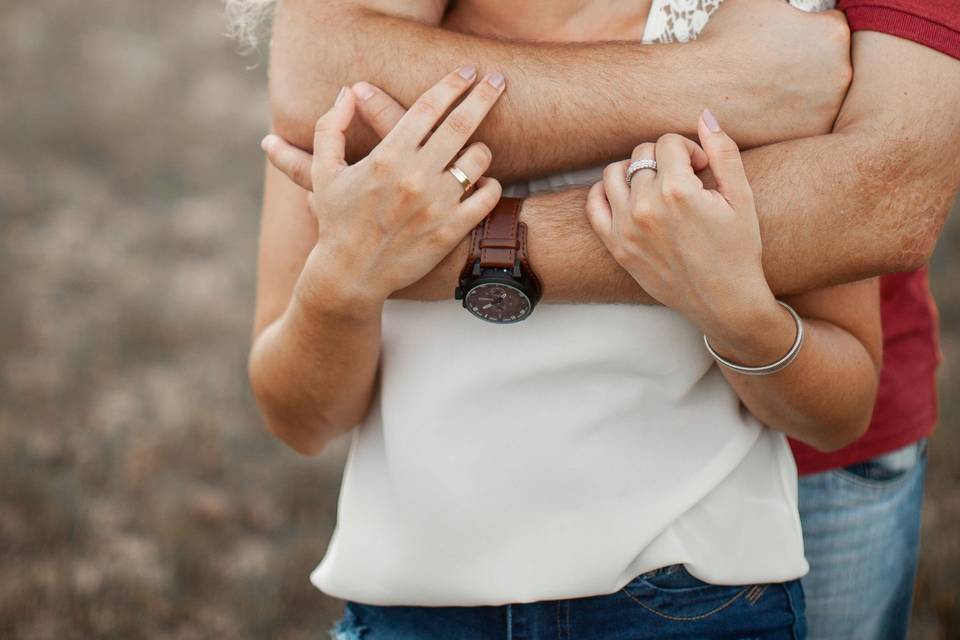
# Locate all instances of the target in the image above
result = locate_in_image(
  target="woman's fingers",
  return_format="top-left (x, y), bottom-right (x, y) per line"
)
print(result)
top-left (602, 159), bottom-right (632, 212)
top-left (351, 82), bottom-right (407, 140)
top-left (453, 177), bottom-right (503, 233)
top-left (261, 87), bottom-right (360, 192)
top-left (697, 109), bottom-right (753, 211)
top-left (653, 133), bottom-right (708, 177)
top-left (262, 134), bottom-right (315, 191)
top-left (313, 87), bottom-right (356, 170)
top-left (627, 142), bottom-right (658, 189)
top-left (381, 65), bottom-right (479, 150)
top-left (585, 181), bottom-right (614, 244)
top-left (653, 134), bottom-right (706, 205)
top-left (444, 142), bottom-right (493, 198)
top-left (421, 72), bottom-right (506, 169)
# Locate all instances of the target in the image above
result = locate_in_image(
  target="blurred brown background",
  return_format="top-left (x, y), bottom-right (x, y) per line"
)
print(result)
top-left (0, 1), bottom-right (957, 638)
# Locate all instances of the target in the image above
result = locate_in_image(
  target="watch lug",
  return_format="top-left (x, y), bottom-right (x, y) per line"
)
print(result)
top-left (512, 260), bottom-right (522, 278)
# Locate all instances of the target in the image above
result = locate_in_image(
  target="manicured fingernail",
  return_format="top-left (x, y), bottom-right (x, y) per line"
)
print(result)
top-left (353, 82), bottom-right (376, 101)
top-left (260, 134), bottom-right (275, 151)
top-left (457, 64), bottom-right (477, 80)
top-left (702, 108), bottom-right (721, 132)
top-left (334, 86), bottom-right (347, 106)
top-left (487, 72), bottom-right (505, 89)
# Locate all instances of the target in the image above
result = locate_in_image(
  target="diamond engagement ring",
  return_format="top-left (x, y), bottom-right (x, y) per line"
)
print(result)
top-left (448, 165), bottom-right (473, 193)
top-left (626, 159), bottom-right (657, 186)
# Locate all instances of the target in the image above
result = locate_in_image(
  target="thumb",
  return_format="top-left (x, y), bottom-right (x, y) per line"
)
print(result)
top-left (352, 82), bottom-right (408, 140)
top-left (697, 109), bottom-right (753, 210)
top-left (312, 86), bottom-right (357, 173)
top-left (262, 134), bottom-right (314, 191)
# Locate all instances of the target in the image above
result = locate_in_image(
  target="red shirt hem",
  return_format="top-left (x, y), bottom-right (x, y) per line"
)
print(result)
top-left (843, 6), bottom-right (960, 59)
top-left (792, 411), bottom-right (937, 476)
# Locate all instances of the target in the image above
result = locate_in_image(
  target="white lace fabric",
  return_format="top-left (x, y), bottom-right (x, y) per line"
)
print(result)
top-left (645, 0), bottom-right (836, 44)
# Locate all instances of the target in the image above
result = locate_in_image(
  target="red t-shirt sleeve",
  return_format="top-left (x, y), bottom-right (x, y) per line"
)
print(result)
top-left (837, 0), bottom-right (960, 59)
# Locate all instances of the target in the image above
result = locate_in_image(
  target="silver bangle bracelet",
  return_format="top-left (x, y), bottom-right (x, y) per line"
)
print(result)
top-left (703, 300), bottom-right (805, 376)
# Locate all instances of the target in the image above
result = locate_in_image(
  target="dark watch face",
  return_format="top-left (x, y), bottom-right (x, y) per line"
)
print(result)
top-left (464, 282), bottom-right (532, 324)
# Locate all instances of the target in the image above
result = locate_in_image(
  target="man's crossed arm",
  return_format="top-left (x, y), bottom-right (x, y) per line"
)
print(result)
top-left (265, 0), bottom-right (960, 306)
top-left (270, 0), bottom-right (853, 181)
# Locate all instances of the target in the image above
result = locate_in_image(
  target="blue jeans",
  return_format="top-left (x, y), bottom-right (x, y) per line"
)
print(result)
top-left (798, 439), bottom-right (927, 640)
top-left (331, 565), bottom-right (806, 639)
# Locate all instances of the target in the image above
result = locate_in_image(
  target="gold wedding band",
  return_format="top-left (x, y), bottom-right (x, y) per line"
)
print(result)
top-left (448, 165), bottom-right (473, 192)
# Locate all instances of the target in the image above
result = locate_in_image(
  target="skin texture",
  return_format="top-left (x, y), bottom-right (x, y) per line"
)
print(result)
top-left (270, 0), bottom-right (854, 180)
top-left (586, 118), bottom-right (880, 450)
top-left (244, 0), bottom-right (952, 456)
top-left (262, 92), bottom-right (882, 453)
top-left (251, 0), bottom-right (960, 456)
top-left (250, 70), bottom-right (506, 454)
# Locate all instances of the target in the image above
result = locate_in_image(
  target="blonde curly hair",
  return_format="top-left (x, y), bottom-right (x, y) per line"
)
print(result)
top-left (224, 0), bottom-right (276, 50)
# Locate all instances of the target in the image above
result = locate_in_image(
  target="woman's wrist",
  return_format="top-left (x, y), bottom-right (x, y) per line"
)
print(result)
top-left (292, 255), bottom-right (387, 324)
top-left (702, 288), bottom-right (797, 368)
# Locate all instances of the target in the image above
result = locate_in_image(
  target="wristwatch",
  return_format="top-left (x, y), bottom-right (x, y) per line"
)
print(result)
top-left (455, 197), bottom-right (543, 323)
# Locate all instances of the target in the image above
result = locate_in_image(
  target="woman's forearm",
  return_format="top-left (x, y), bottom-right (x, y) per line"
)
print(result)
top-left (248, 285), bottom-right (383, 456)
top-left (706, 298), bottom-right (881, 452)
top-left (251, 72), bottom-right (507, 455)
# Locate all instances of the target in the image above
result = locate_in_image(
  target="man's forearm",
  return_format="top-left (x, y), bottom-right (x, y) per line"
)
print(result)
top-left (401, 128), bottom-right (953, 303)
top-left (270, 0), bottom-right (849, 182)
top-left (395, 187), bottom-right (651, 303)
top-left (398, 31), bottom-right (960, 302)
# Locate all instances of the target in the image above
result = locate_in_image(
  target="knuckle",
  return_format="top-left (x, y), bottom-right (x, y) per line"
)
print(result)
top-left (413, 97), bottom-right (443, 121)
top-left (397, 173), bottom-right (426, 197)
top-left (473, 142), bottom-right (492, 166)
top-left (716, 146), bottom-right (742, 162)
top-left (483, 179), bottom-right (503, 203)
top-left (631, 199), bottom-right (653, 221)
top-left (370, 152), bottom-right (398, 175)
top-left (313, 113), bottom-right (333, 134)
top-left (444, 112), bottom-right (475, 138)
top-left (474, 184), bottom-right (499, 210)
top-left (660, 177), bottom-right (695, 203)
top-left (433, 225), bottom-right (459, 248)
top-left (366, 100), bottom-right (396, 125)
top-left (656, 133), bottom-right (683, 148)
top-left (291, 161), bottom-right (309, 188)
top-left (610, 244), bottom-right (630, 264)
top-left (633, 197), bottom-right (664, 223)
top-left (632, 142), bottom-right (653, 157)
top-left (603, 162), bottom-right (624, 183)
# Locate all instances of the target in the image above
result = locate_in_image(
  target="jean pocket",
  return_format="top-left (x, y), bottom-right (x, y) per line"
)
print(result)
top-left (831, 439), bottom-right (927, 489)
top-left (620, 566), bottom-right (754, 621)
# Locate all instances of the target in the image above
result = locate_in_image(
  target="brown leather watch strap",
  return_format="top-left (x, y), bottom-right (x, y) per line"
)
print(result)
top-left (458, 196), bottom-right (542, 299)
top-left (479, 197), bottom-right (522, 268)
top-left (516, 220), bottom-right (542, 295)
top-left (461, 198), bottom-right (533, 272)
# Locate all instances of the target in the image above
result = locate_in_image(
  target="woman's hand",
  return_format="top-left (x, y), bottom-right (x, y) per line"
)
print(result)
top-left (263, 67), bottom-right (505, 314)
top-left (586, 110), bottom-right (786, 349)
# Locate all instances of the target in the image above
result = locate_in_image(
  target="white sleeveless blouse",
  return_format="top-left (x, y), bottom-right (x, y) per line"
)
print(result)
top-left (311, 0), bottom-right (832, 606)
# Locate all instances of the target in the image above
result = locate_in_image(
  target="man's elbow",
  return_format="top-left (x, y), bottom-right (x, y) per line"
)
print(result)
top-left (267, 0), bottom-right (360, 152)
top-left (893, 219), bottom-right (945, 273)
top-left (270, 98), bottom-right (315, 153)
